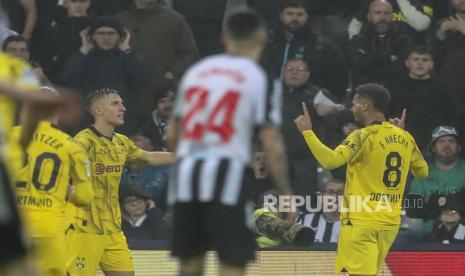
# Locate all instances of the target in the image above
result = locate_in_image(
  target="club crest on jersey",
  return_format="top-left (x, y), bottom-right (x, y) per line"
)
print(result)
top-left (75, 257), bottom-right (86, 271)
top-left (95, 163), bottom-right (121, 174)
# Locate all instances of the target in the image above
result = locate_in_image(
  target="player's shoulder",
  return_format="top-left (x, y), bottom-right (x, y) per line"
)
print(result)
top-left (187, 54), bottom-right (265, 79)
top-left (113, 132), bottom-right (130, 143)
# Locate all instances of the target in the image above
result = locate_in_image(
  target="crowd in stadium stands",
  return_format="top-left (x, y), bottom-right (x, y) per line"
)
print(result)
top-left (2, 0), bottom-right (465, 245)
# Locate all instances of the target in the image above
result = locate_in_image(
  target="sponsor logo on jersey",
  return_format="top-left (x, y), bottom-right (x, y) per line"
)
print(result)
top-left (95, 163), bottom-right (122, 175)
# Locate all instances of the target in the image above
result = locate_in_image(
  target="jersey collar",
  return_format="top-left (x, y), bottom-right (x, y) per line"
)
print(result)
top-left (89, 125), bottom-right (114, 140)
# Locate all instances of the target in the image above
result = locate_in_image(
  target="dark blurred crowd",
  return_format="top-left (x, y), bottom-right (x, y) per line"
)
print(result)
top-left (2, 0), bottom-right (465, 245)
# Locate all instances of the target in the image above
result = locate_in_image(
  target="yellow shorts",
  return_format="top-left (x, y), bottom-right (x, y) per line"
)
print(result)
top-left (32, 235), bottom-right (66, 276)
top-left (65, 230), bottom-right (134, 276)
top-left (335, 222), bottom-right (399, 275)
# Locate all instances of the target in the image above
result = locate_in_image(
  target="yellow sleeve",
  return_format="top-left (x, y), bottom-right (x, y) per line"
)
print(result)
top-left (303, 130), bottom-right (351, 170)
top-left (409, 142), bottom-right (428, 180)
top-left (124, 136), bottom-right (142, 161)
top-left (68, 141), bottom-right (93, 207)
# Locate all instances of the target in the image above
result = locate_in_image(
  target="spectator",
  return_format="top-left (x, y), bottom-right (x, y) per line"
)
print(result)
top-left (2, 35), bottom-right (50, 85)
top-left (253, 190), bottom-right (315, 248)
top-left (306, 0), bottom-right (363, 48)
top-left (296, 179), bottom-right (344, 243)
top-left (0, 0), bottom-right (37, 41)
top-left (39, 0), bottom-right (92, 82)
top-left (244, 146), bottom-right (273, 207)
top-left (120, 183), bottom-right (170, 240)
top-left (347, 0), bottom-right (414, 86)
top-left (173, 0), bottom-right (226, 57)
top-left (406, 126), bottom-right (465, 232)
top-left (263, 0), bottom-right (348, 100)
top-left (386, 46), bottom-right (457, 150)
top-left (140, 87), bottom-right (175, 151)
top-left (433, 0), bottom-right (465, 146)
top-left (427, 196), bottom-right (465, 243)
top-left (116, 0), bottom-right (198, 115)
top-left (59, 17), bottom-right (150, 134)
top-left (281, 58), bottom-right (341, 198)
top-left (349, 0), bottom-right (433, 43)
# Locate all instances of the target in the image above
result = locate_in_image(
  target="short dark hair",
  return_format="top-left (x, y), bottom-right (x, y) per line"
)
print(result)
top-left (2, 35), bottom-right (28, 51)
top-left (286, 57), bottom-right (309, 71)
top-left (407, 45), bottom-right (432, 59)
top-left (353, 83), bottom-right (391, 113)
top-left (225, 11), bottom-right (264, 42)
top-left (280, 0), bottom-right (308, 12)
top-left (86, 88), bottom-right (120, 109)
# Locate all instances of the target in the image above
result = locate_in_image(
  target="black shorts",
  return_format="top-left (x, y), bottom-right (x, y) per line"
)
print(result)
top-left (171, 202), bottom-right (256, 267)
top-left (0, 162), bottom-right (28, 266)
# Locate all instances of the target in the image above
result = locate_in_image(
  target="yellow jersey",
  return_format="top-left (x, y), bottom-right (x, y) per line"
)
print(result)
top-left (303, 122), bottom-right (428, 227)
top-left (70, 126), bottom-right (142, 234)
top-left (14, 121), bottom-right (93, 237)
top-left (0, 53), bottom-right (39, 181)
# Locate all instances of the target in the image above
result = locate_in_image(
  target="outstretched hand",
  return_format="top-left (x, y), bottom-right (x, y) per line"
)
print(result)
top-left (389, 109), bottom-right (406, 129)
top-left (294, 102), bottom-right (313, 133)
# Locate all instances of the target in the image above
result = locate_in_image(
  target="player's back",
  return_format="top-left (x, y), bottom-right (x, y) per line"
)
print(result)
top-left (342, 122), bottom-right (426, 226)
top-left (175, 54), bottom-right (279, 163)
top-left (0, 53), bottom-right (39, 181)
top-left (15, 121), bottom-right (91, 237)
top-left (171, 54), bottom-right (280, 206)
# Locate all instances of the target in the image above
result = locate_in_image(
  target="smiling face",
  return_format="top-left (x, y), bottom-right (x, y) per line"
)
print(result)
top-left (92, 93), bottom-right (126, 127)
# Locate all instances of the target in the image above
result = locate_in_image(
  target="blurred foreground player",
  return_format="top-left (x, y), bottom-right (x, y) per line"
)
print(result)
top-left (66, 89), bottom-right (174, 276)
top-left (167, 11), bottom-right (293, 276)
top-left (0, 53), bottom-right (70, 275)
top-left (295, 83), bottom-right (429, 275)
top-left (14, 87), bottom-right (93, 276)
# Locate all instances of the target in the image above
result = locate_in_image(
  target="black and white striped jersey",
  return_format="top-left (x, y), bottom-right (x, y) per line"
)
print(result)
top-left (169, 54), bottom-right (281, 206)
top-left (297, 212), bottom-right (341, 243)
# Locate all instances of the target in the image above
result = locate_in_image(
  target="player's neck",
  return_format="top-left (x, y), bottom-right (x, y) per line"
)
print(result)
top-left (363, 112), bottom-right (385, 126)
top-left (93, 121), bottom-right (115, 138)
top-left (226, 46), bottom-right (261, 62)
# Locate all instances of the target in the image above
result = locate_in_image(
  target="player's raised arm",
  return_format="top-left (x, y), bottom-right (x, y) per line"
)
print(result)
top-left (138, 150), bottom-right (175, 166)
top-left (295, 102), bottom-right (348, 170)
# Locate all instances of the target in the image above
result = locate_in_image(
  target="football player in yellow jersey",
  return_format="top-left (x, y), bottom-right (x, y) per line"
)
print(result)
top-left (0, 54), bottom-right (76, 276)
top-left (14, 88), bottom-right (94, 276)
top-left (295, 83), bottom-right (429, 276)
top-left (66, 88), bottom-right (174, 276)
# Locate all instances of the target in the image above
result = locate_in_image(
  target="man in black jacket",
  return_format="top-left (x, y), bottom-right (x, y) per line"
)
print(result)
top-left (281, 58), bottom-right (335, 198)
top-left (386, 46), bottom-right (457, 150)
top-left (347, 0), bottom-right (414, 86)
top-left (59, 17), bottom-right (150, 134)
top-left (263, 0), bottom-right (348, 101)
top-left (39, 0), bottom-right (92, 82)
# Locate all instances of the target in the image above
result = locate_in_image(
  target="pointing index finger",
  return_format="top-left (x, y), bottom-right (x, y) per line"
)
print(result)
top-left (302, 102), bottom-right (309, 115)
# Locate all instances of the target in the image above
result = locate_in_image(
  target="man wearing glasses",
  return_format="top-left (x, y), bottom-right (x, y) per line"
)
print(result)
top-left (281, 57), bottom-right (342, 199)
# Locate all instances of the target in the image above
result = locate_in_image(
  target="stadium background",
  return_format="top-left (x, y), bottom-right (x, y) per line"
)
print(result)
top-left (95, 242), bottom-right (465, 275)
